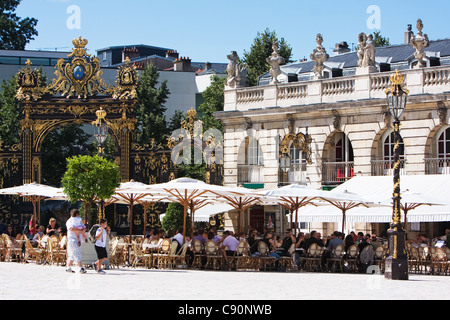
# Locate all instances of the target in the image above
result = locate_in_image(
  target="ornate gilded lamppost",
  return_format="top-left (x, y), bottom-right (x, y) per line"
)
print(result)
top-left (92, 107), bottom-right (108, 221)
top-left (93, 107), bottom-right (108, 158)
top-left (384, 70), bottom-right (409, 280)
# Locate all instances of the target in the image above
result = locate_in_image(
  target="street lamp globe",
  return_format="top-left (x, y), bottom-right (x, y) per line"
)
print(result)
top-left (385, 70), bottom-right (409, 120)
top-left (93, 107), bottom-right (108, 155)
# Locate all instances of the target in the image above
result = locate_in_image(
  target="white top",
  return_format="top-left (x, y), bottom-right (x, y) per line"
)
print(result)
top-left (173, 233), bottom-right (185, 246)
top-left (222, 235), bottom-right (239, 251)
top-left (65, 217), bottom-right (78, 241)
top-left (95, 228), bottom-right (107, 248)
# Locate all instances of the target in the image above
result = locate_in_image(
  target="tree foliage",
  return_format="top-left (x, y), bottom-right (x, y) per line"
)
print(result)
top-left (372, 31), bottom-right (390, 47)
top-left (0, 76), bottom-right (20, 147)
top-left (161, 202), bottom-right (190, 235)
top-left (62, 155), bottom-right (121, 223)
top-left (199, 75), bottom-right (225, 133)
top-left (136, 63), bottom-right (170, 146)
top-left (0, 0), bottom-right (38, 50)
top-left (41, 124), bottom-right (94, 187)
top-left (241, 28), bottom-right (293, 86)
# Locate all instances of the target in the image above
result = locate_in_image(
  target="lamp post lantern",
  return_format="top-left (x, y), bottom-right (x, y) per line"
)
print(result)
top-left (93, 107), bottom-right (108, 158)
top-left (384, 70), bottom-right (409, 280)
top-left (92, 107), bottom-right (108, 222)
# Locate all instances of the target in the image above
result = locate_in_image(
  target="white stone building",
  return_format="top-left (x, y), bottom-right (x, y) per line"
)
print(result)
top-left (216, 24), bottom-right (450, 239)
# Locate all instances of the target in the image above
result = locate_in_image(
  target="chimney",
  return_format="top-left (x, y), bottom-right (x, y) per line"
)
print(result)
top-left (333, 42), bottom-right (350, 56)
top-left (174, 56), bottom-right (192, 72)
top-left (204, 61), bottom-right (212, 70)
top-left (166, 50), bottom-right (179, 59)
top-left (122, 47), bottom-right (140, 62)
top-left (405, 24), bottom-right (413, 44)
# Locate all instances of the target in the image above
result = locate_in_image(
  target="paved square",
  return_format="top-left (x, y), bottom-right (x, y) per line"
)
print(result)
top-left (1, 262), bottom-right (449, 300)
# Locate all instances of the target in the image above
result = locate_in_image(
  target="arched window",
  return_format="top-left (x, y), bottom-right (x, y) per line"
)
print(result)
top-left (383, 132), bottom-right (404, 162)
top-left (438, 128), bottom-right (450, 159)
top-left (247, 138), bottom-right (264, 166)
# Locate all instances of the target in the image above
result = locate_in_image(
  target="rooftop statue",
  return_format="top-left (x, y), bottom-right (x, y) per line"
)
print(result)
top-left (310, 33), bottom-right (329, 79)
top-left (266, 40), bottom-right (285, 84)
top-left (357, 33), bottom-right (376, 68)
top-left (226, 51), bottom-right (244, 89)
top-left (410, 19), bottom-right (430, 68)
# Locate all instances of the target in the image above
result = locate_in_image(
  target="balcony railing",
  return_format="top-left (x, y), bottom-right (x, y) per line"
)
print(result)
top-left (278, 163), bottom-right (307, 186)
top-left (224, 65), bottom-right (450, 111)
top-left (425, 158), bottom-right (450, 175)
top-left (371, 159), bottom-right (406, 176)
top-left (322, 162), bottom-right (354, 186)
top-left (237, 165), bottom-right (264, 184)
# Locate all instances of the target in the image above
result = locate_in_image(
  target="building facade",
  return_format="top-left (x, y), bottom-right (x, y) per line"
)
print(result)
top-left (216, 22), bottom-right (450, 239)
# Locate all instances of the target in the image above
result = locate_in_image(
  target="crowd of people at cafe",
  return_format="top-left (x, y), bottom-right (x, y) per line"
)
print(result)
top-left (2, 212), bottom-right (449, 273)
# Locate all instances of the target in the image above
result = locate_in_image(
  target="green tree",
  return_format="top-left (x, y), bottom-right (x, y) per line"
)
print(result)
top-left (41, 124), bottom-right (94, 187)
top-left (0, 0), bottom-right (38, 50)
top-left (136, 63), bottom-right (170, 146)
top-left (372, 31), bottom-right (390, 47)
top-left (161, 202), bottom-right (190, 235)
top-left (241, 28), bottom-right (293, 87)
top-left (199, 75), bottom-right (225, 133)
top-left (0, 76), bottom-right (20, 147)
top-left (62, 155), bottom-right (121, 225)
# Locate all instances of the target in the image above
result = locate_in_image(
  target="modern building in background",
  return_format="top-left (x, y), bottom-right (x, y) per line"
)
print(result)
top-left (0, 43), bottom-right (227, 119)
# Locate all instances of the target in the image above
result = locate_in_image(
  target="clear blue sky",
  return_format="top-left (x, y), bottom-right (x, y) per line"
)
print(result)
top-left (15, 0), bottom-right (450, 63)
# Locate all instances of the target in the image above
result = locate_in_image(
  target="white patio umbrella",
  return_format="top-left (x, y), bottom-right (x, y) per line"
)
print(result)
top-left (368, 189), bottom-right (448, 226)
top-left (0, 182), bottom-right (63, 219)
top-left (213, 186), bottom-right (263, 235)
top-left (316, 189), bottom-right (390, 234)
top-left (140, 177), bottom-right (248, 243)
top-left (114, 180), bottom-right (168, 242)
top-left (258, 184), bottom-right (331, 234)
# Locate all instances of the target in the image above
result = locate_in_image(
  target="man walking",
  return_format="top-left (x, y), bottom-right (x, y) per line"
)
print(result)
top-left (65, 209), bottom-right (86, 274)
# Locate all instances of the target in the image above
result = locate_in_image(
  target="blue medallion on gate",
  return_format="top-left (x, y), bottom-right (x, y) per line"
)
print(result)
top-left (73, 66), bottom-right (85, 80)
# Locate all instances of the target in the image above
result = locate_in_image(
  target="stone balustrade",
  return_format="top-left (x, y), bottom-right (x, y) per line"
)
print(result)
top-left (224, 65), bottom-right (450, 111)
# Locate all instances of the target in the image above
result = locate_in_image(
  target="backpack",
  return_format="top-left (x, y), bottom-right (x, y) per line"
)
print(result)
top-left (89, 224), bottom-right (101, 243)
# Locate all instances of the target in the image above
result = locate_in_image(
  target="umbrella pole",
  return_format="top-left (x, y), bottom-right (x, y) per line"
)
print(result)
top-left (183, 204), bottom-right (187, 244)
top-left (129, 199), bottom-right (134, 244)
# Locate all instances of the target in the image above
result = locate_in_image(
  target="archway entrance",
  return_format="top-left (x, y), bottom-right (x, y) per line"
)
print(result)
top-left (0, 37), bottom-right (176, 230)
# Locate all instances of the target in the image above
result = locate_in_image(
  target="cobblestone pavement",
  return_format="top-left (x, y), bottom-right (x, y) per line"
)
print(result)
top-left (2, 262), bottom-right (449, 300)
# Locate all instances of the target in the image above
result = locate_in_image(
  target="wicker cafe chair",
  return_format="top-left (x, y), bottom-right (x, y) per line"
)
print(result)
top-left (155, 239), bottom-right (171, 269)
top-left (302, 243), bottom-right (322, 272)
top-left (374, 246), bottom-right (385, 273)
top-left (257, 241), bottom-right (276, 271)
top-left (278, 243), bottom-right (296, 271)
top-left (24, 237), bottom-right (45, 264)
top-left (131, 242), bottom-right (152, 269)
top-left (205, 240), bottom-right (221, 270)
top-left (191, 239), bottom-right (205, 269)
top-left (431, 247), bottom-right (448, 275)
top-left (109, 238), bottom-right (122, 269)
top-left (344, 244), bottom-right (359, 273)
top-left (408, 246), bottom-right (421, 274)
top-left (233, 240), bottom-right (250, 270)
top-left (3, 235), bottom-right (22, 262)
top-left (326, 244), bottom-right (345, 272)
top-left (166, 241), bottom-right (189, 269)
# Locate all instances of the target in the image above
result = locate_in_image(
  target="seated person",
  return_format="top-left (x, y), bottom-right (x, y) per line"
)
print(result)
top-left (220, 230), bottom-right (239, 267)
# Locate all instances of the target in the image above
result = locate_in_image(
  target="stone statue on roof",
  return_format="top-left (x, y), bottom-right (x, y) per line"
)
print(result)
top-left (410, 19), bottom-right (430, 68)
top-left (226, 51), bottom-right (245, 89)
top-left (266, 40), bottom-right (285, 84)
top-left (310, 33), bottom-right (329, 79)
top-left (356, 32), bottom-right (377, 74)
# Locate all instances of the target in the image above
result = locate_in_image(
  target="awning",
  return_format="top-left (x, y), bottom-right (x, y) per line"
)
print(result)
top-left (297, 175), bottom-right (450, 223)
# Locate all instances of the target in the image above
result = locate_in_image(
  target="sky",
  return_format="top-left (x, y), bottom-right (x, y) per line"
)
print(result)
top-left (14, 0), bottom-right (450, 63)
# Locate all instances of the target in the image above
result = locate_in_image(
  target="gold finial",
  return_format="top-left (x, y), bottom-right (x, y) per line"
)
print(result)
top-left (390, 69), bottom-right (405, 85)
top-left (73, 36), bottom-right (88, 49)
top-left (25, 59), bottom-right (32, 68)
top-left (96, 107), bottom-right (107, 120)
